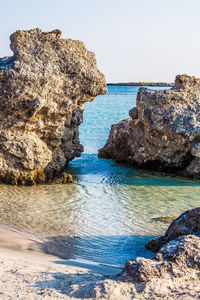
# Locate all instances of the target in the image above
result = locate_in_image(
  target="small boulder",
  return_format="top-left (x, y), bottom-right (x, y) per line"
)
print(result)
top-left (122, 235), bottom-right (200, 282)
top-left (146, 207), bottom-right (200, 252)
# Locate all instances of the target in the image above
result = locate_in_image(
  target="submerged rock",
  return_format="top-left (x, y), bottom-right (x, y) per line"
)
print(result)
top-left (49, 172), bottom-right (74, 184)
top-left (146, 207), bottom-right (200, 252)
top-left (99, 75), bottom-right (200, 177)
top-left (121, 234), bottom-right (200, 283)
top-left (0, 29), bottom-right (107, 185)
top-left (151, 216), bottom-right (176, 223)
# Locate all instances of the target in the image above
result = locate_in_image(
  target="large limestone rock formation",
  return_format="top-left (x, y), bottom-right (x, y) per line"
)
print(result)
top-left (99, 75), bottom-right (200, 177)
top-left (0, 29), bottom-right (107, 184)
top-left (146, 207), bottom-right (200, 251)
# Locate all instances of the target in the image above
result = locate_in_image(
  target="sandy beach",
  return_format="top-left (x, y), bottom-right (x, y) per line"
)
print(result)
top-left (0, 1), bottom-right (200, 299)
top-left (0, 226), bottom-right (120, 299)
top-left (0, 226), bottom-right (200, 300)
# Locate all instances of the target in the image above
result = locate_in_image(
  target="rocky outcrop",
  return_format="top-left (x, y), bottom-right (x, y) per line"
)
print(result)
top-left (99, 75), bottom-right (200, 177)
top-left (146, 207), bottom-right (200, 252)
top-left (0, 29), bottom-right (107, 185)
top-left (121, 208), bottom-right (200, 288)
top-left (121, 234), bottom-right (200, 283)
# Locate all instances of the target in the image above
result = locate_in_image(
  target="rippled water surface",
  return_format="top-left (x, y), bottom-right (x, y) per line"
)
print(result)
top-left (1, 85), bottom-right (200, 265)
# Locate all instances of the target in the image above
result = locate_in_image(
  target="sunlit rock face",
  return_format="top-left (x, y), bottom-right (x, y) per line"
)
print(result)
top-left (0, 28), bottom-right (107, 184)
top-left (99, 75), bottom-right (200, 177)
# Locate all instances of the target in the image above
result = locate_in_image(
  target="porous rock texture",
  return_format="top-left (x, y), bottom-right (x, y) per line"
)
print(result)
top-left (0, 29), bottom-right (107, 185)
top-left (146, 207), bottom-right (200, 252)
top-left (99, 75), bottom-right (200, 177)
top-left (121, 234), bottom-right (200, 283)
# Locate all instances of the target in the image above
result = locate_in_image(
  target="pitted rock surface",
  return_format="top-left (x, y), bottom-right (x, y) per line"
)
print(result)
top-left (146, 207), bottom-right (200, 251)
top-left (99, 75), bottom-right (200, 177)
top-left (0, 28), bottom-right (107, 184)
top-left (122, 235), bottom-right (200, 283)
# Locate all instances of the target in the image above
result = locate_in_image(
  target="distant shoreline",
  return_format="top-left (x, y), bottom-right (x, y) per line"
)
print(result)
top-left (107, 82), bottom-right (173, 87)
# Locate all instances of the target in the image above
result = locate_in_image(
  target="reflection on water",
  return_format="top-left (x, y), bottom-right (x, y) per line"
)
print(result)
top-left (0, 184), bottom-right (81, 237)
top-left (0, 85), bottom-right (200, 265)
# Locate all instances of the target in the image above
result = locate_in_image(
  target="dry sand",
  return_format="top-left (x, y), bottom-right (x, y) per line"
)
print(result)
top-left (0, 226), bottom-right (200, 299)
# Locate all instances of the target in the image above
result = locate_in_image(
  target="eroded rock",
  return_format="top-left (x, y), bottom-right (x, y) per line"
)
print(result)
top-left (146, 207), bottom-right (200, 252)
top-left (121, 235), bottom-right (200, 283)
top-left (99, 75), bottom-right (200, 177)
top-left (0, 28), bottom-right (107, 184)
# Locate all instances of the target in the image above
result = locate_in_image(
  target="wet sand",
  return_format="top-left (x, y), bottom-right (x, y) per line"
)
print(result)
top-left (0, 226), bottom-right (124, 299)
top-left (0, 225), bottom-right (47, 252)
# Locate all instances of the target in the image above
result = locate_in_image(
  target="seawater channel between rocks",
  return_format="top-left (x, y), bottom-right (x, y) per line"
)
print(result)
top-left (0, 85), bottom-right (200, 266)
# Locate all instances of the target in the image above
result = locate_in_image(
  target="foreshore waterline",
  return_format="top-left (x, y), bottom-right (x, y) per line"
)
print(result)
top-left (0, 239), bottom-right (124, 299)
top-left (1, 84), bottom-right (200, 299)
top-left (0, 224), bottom-right (123, 271)
top-left (1, 85), bottom-right (200, 266)
top-left (1, 224), bottom-right (200, 299)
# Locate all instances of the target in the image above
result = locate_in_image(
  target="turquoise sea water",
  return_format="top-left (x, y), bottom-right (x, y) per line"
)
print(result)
top-left (0, 85), bottom-right (200, 265)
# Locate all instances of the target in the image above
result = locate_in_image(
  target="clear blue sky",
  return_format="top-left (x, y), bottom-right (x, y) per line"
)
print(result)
top-left (1, 0), bottom-right (200, 82)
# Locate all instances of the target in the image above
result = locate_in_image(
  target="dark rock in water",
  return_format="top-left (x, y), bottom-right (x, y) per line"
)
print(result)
top-left (121, 235), bottom-right (200, 283)
top-left (146, 207), bottom-right (200, 252)
top-left (99, 74), bottom-right (200, 178)
top-left (0, 29), bottom-right (107, 185)
top-left (50, 172), bottom-right (74, 184)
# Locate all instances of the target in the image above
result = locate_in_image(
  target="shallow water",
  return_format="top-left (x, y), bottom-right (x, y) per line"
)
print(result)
top-left (0, 85), bottom-right (200, 265)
